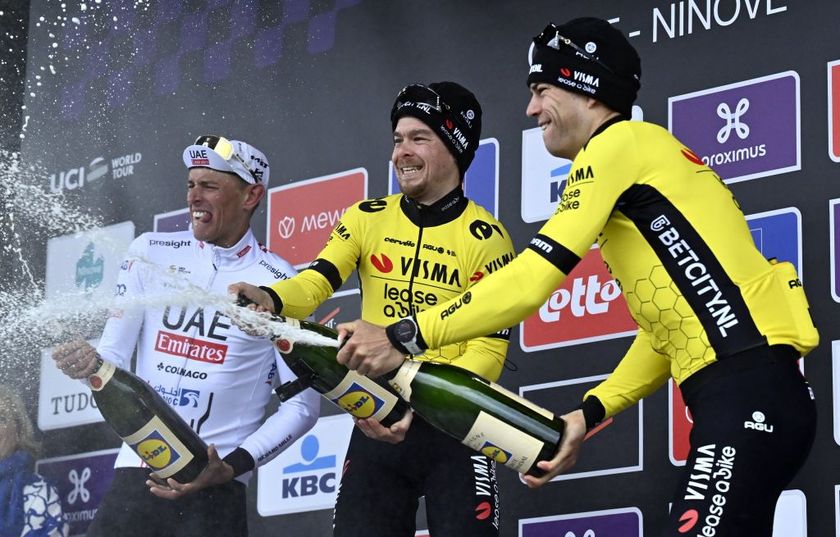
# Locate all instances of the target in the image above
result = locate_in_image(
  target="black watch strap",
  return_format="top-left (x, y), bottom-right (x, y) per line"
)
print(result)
top-left (386, 317), bottom-right (427, 356)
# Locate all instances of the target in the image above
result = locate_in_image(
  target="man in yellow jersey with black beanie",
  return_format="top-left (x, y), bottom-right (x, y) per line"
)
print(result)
top-left (336, 18), bottom-right (818, 537)
top-left (231, 81), bottom-right (515, 536)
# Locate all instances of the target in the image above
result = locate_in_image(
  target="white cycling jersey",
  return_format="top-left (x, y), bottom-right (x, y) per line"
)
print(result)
top-left (97, 229), bottom-right (319, 483)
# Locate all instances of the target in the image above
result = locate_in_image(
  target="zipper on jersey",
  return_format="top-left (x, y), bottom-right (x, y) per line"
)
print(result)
top-left (407, 200), bottom-right (426, 320)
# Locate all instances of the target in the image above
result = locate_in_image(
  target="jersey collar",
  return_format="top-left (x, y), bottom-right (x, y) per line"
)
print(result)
top-left (198, 228), bottom-right (263, 270)
top-left (586, 115), bottom-right (625, 148)
top-left (400, 186), bottom-right (469, 227)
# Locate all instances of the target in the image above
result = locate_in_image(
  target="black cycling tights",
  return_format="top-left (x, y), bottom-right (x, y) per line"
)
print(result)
top-left (666, 347), bottom-right (816, 536)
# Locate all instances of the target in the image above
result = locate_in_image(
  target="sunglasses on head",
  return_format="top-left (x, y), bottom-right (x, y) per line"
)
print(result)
top-left (193, 135), bottom-right (259, 183)
top-left (391, 83), bottom-right (472, 138)
top-left (392, 83), bottom-right (451, 116)
top-left (533, 23), bottom-right (616, 75)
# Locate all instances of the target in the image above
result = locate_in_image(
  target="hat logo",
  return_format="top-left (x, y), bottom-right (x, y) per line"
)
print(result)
top-left (444, 118), bottom-right (454, 130)
top-left (560, 67), bottom-right (572, 78)
top-left (585, 42), bottom-right (597, 54)
top-left (466, 110), bottom-right (475, 120)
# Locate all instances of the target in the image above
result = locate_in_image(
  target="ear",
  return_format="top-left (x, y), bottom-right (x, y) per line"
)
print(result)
top-left (243, 183), bottom-right (265, 211)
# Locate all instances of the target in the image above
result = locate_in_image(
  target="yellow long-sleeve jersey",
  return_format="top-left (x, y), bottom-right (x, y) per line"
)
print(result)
top-left (413, 119), bottom-right (818, 417)
top-left (267, 188), bottom-right (516, 382)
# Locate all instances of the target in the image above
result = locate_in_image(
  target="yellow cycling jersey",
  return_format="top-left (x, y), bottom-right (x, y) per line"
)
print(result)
top-left (267, 188), bottom-right (516, 381)
top-left (414, 119), bottom-right (818, 417)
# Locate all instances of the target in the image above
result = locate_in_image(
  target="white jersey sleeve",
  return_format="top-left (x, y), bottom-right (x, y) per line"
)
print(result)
top-left (238, 354), bottom-right (319, 467)
top-left (96, 234), bottom-right (149, 369)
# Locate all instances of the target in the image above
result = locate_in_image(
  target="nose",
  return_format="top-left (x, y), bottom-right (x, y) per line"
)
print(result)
top-left (187, 185), bottom-right (200, 205)
top-left (526, 93), bottom-right (540, 118)
top-left (392, 141), bottom-right (413, 163)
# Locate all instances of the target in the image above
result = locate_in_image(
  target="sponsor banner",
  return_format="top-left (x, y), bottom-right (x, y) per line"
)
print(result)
top-left (832, 340), bottom-right (840, 446)
top-left (668, 379), bottom-right (693, 466)
top-left (520, 375), bottom-right (642, 480)
top-left (47, 151), bottom-right (143, 194)
top-left (746, 207), bottom-right (802, 274)
top-left (36, 449), bottom-right (119, 537)
top-left (520, 245), bottom-right (636, 352)
top-left (835, 484), bottom-right (840, 536)
top-left (669, 71), bottom-right (800, 183)
top-left (519, 507), bottom-right (642, 536)
top-left (670, 207), bottom-right (802, 463)
top-left (771, 490), bottom-right (806, 537)
top-left (45, 221), bottom-right (135, 299)
top-left (830, 199), bottom-right (840, 302)
top-left (389, 138), bottom-right (500, 217)
top-left (38, 342), bottom-right (105, 431)
top-left (267, 168), bottom-right (367, 268)
top-left (520, 126), bottom-right (573, 224)
top-left (829, 60), bottom-right (840, 162)
top-left (153, 208), bottom-right (191, 232)
top-left (257, 414), bottom-right (354, 516)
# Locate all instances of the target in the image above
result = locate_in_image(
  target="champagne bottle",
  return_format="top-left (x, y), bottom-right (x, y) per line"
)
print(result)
top-left (272, 317), bottom-right (410, 427)
top-left (88, 359), bottom-right (209, 482)
top-left (388, 360), bottom-right (565, 476)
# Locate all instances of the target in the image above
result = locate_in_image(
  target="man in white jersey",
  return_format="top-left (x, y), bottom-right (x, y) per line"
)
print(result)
top-left (52, 135), bottom-right (319, 537)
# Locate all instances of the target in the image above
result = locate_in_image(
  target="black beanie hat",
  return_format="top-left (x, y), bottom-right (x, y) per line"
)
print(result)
top-left (391, 81), bottom-right (482, 176)
top-left (527, 17), bottom-right (641, 117)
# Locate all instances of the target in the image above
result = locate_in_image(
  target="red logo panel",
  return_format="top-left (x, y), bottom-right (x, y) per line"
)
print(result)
top-left (267, 168), bottom-right (367, 267)
top-left (669, 379), bottom-right (693, 465)
top-left (155, 331), bottom-right (227, 364)
top-left (519, 246), bottom-right (636, 352)
top-left (830, 60), bottom-right (840, 162)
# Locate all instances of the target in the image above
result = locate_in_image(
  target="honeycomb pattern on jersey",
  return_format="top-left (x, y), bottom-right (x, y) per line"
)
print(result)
top-left (622, 265), bottom-right (713, 379)
top-left (422, 341), bottom-right (470, 364)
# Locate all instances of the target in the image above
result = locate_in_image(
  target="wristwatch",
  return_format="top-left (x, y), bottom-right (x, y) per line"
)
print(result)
top-left (388, 317), bottom-right (424, 356)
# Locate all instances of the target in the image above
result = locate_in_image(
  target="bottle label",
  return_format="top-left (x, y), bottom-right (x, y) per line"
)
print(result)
top-left (122, 415), bottom-right (195, 479)
top-left (88, 360), bottom-right (116, 392)
top-left (487, 381), bottom-right (555, 420)
top-left (388, 360), bottom-right (421, 402)
top-left (323, 371), bottom-right (402, 422)
top-left (463, 411), bottom-right (544, 473)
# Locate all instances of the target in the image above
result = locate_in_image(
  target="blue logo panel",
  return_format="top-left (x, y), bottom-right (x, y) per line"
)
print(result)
top-left (745, 208), bottom-right (801, 273)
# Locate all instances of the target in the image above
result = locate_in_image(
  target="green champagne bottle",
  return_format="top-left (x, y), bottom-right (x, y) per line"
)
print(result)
top-left (272, 317), bottom-right (411, 427)
top-left (388, 360), bottom-right (565, 476)
top-left (88, 359), bottom-right (209, 482)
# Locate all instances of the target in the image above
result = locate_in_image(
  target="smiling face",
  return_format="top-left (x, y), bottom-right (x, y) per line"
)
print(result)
top-left (526, 83), bottom-right (594, 160)
top-left (391, 116), bottom-right (460, 205)
top-left (187, 167), bottom-right (264, 247)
